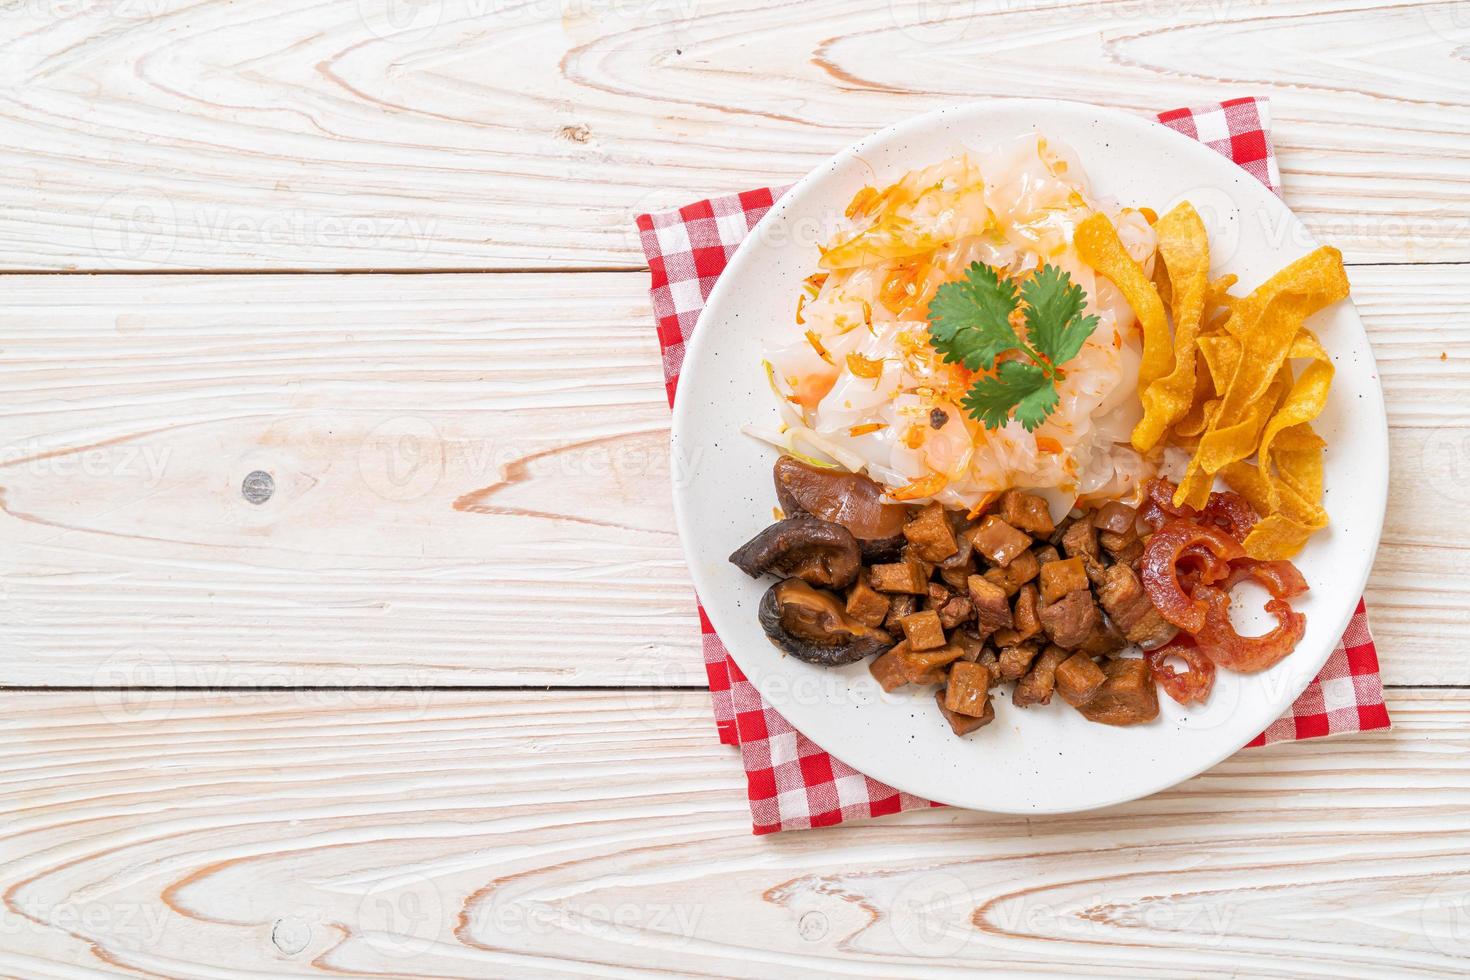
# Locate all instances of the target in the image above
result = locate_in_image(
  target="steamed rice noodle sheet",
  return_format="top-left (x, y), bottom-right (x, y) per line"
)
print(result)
top-left (754, 134), bottom-right (1160, 514)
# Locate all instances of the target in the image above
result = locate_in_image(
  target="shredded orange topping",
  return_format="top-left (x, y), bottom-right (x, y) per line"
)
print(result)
top-left (848, 422), bottom-right (886, 437)
top-left (1036, 436), bottom-right (1063, 454)
top-left (845, 186), bottom-right (880, 219)
top-left (846, 352), bottom-right (885, 379)
top-left (966, 490), bottom-right (1000, 520)
top-left (891, 472), bottom-right (949, 501)
top-left (804, 329), bottom-right (834, 365)
top-left (879, 261), bottom-right (930, 315)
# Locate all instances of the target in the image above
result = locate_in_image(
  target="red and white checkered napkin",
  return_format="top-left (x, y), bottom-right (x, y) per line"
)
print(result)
top-left (638, 99), bottom-right (1390, 835)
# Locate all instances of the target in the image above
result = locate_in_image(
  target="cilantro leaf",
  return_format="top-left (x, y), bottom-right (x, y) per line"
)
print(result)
top-left (1021, 264), bottom-right (1100, 368)
top-left (959, 359), bottom-right (1058, 432)
top-left (926, 260), bottom-right (1098, 432)
top-left (925, 262), bottom-right (1021, 372)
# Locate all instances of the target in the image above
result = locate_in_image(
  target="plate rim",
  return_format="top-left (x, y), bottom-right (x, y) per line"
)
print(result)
top-left (668, 97), bottom-right (1389, 814)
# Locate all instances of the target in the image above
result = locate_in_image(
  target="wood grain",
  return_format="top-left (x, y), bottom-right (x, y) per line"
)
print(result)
top-left (0, 0), bottom-right (1465, 270)
top-left (0, 689), bottom-right (1467, 977)
top-left (0, 265), bottom-right (1462, 687)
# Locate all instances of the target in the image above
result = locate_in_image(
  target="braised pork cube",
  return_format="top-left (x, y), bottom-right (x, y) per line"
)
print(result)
top-left (1075, 658), bottom-right (1161, 726)
top-left (869, 559), bottom-right (927, 595)
top-left (1031, 543), bottom-right (1061, 567)
top-left (999, 488), bottom-right (1056, 535)
top-left (938, 594), bottom-right (975, 630)
top-left (996, 642), bottom-right (1041, 682)
top-left (883, 593), bottom-right (919, 630)
top-left (868, 642), bottom-right (914, 692)
top-left (870, 640), bottom-right (948, 690)
top-left (1055, 653), bottom-right (1108, 706)
top-left (899, 641), bottom-right (967, 681)
top-left (938, 518), bottom-right (975, 571)
top-left (1060, 518), bottom-right (1107, 587)
top-left (968, 516), bottom-right (1032, 567)
top-left (989, 627), bottom-right (1021, 648)
top-left (903, 502), bottom-right (959, 562)
top-left (1038, 589), bottom-right (1101, 649)
top-left (844, 576), bottom-right (891, 628)
top-left (1013, 645), bottom-right (1069, 707)
top-left (982, 549), bottom-right (1040, 596)
top-left (938, 562), bottom-right (972, 591)
top-left (903, 546), bottom-right (934, 581)
top-left (898, 609), bottom-right (946, 651)
top-left (1098, 563), bottom-right (1178, 650)
top-left (945, 661), bottom-right (993, 717)
top-left (976, 647), bottom-right (1001, 684)
top-left (966, 574), bottom-right (1014, 638)
top-left (935, 687), bottom-right (995, 736)
top-left (1039, 556), bottom-right (1090, 604)
top-left (1013, 584), bottom-right (1041, 643)
top-left (1091, 500), bottom-right (1137, 535)
top-left (952, 627), bottom-right (985, 662)
top-left (1078, 618), bottom-right (1128, 658)
top-left (1101, 529), bottom-right (1144, 565)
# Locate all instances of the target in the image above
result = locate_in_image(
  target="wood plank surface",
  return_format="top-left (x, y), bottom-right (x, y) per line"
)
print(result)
top-left (1, 689), bottom-right (1467, 978)
top-left (1, 0), bottom-right (1466, 270)
top-left (0, 265), bottom-right (1462, 687)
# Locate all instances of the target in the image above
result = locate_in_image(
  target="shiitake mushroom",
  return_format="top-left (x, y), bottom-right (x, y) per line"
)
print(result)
top-left (728, 516), bottom-right (861, 589)
top-left (772, 455), bottom-right (908, 561)
top-left (757, 578), bottom-right (894, 666)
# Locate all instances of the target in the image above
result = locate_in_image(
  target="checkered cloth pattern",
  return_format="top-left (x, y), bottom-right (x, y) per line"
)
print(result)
top-left (638, 99), bottom-right (1389, 834)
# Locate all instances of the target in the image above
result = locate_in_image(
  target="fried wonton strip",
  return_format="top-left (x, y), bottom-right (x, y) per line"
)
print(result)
top-left (1132, 202), bottom-right (1211, 452)
top-left (1174, 247), bottom-right (1349, 510)
top-left (1206, 274), bottom-right (1238, 310)
top-left (1219, 460), bottom-right (1271, 516)
top-left (1174, 363), bottom-right (1218, 439)
top-left (1196, 333), bottom-right (1240, 393)
top-left (1075, 212), bottom-right (1171, 390)
top-left (1213, 331), bottom-right (1334, 560)
top-left (1258, 329), bottom-right (1333, 491)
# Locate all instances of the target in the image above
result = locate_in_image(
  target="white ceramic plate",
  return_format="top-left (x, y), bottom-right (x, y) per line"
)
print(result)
top-left (670, 99), bottom-right (1388, 814)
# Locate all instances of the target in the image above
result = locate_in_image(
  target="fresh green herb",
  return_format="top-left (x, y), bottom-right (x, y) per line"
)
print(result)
top-left (926, 261), bottom-right (1099, 432)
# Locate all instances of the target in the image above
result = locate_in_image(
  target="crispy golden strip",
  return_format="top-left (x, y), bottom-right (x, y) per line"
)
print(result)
top-left (1173, 247), bottom-right (1349, 510)
top-left (1132, 202), bottom-right (1210, 452)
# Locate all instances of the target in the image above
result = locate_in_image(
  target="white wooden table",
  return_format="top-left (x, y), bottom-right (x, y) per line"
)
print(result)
top-left (1, 1), bottom-right (1468, 975)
